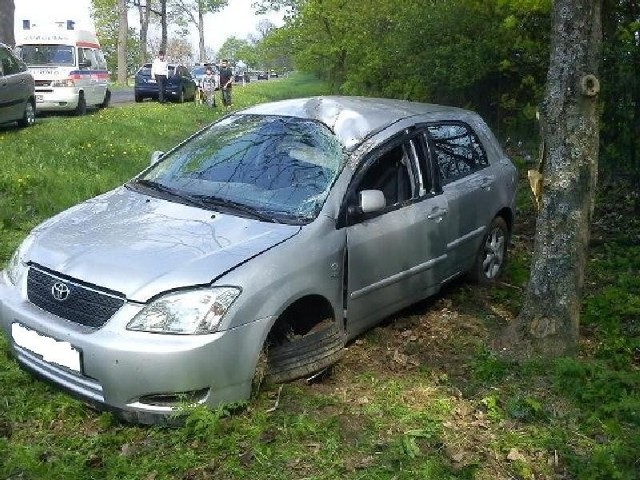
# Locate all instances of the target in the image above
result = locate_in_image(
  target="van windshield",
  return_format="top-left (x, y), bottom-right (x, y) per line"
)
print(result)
top-left (18, 45), bottom-right (75, 66)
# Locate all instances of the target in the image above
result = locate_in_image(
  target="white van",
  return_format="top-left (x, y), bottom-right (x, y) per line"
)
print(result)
top-left (15, 21), bottom-right (111, 115)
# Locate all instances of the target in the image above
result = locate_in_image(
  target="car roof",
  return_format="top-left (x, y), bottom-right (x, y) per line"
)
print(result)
top-left (240, 96), bottom-right (474, 150)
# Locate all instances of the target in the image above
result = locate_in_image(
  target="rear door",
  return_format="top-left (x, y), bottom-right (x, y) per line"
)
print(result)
top-left (0, 46), bottom-right (27, 122)
top-left (424, 122), bottom-right (494, 278)
top-left (344, 130), bottom-right (449, 336)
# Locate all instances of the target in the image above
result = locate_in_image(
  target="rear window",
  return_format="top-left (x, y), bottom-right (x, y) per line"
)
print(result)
top-left (138, 65), bottom-right (176, 76)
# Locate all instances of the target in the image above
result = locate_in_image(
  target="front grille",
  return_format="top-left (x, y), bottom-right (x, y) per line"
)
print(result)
top-left (35, 80), bottom-right (52, 87)
top-left (27, 266), bottom-right (125, 329)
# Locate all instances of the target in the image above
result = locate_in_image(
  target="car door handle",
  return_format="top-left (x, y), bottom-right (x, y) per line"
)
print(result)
top-left (427, 207), bottom-right (448, 220)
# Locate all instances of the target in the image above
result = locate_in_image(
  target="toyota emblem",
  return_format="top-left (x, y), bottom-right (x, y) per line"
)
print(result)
top-left (51, 282), bottom-right (70, 301)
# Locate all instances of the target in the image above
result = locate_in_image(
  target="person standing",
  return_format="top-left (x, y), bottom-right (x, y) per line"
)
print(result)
top-left (200, 65), bottom-right (217, 108)
top-left (219, 59), bottom-right (234, 110)
top-left (151, 51), bottom-right (169, 103)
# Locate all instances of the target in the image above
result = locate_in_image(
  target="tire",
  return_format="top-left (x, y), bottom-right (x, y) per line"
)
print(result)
top-left (264, 320), bottom-right (346, 384)
top-left (75, 93), bottom-right (87, 116)
top-left (98, 89), bottom-right (111, 108)
top-left (135, 94), bottom-right (143, 103)
top-left (17, 100), bottom-right (35, 128)
top-left (469, 216), bottom-right (508, 284)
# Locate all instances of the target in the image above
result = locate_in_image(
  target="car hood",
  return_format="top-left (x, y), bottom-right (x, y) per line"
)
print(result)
top-left (25, 187), bottom-right (301, 302)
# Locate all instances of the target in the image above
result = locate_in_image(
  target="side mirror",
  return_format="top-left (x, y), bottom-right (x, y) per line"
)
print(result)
top-left (78, 61), bottom-right (92, 69)
top-left (360, 190), bottom-right (386, 213)
top-left (150, 150), bottom-right (164, 166)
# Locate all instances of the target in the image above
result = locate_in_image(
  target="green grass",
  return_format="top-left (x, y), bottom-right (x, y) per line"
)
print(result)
top-left (1, 76), bottom-right (639, 479)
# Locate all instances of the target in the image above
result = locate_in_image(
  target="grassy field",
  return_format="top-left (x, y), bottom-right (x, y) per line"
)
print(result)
top-left (1, 75), bottom-right (638, 480)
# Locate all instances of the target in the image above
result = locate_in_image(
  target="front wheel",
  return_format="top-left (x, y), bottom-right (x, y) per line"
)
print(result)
top-left (468, 216), bottom-right (508, 284)
top-left (98, 89), bottom-right (111, 108)
top-left (263, 320), bottom-right (346, 384)
top-left (17, 100), bottom-right (36, 128)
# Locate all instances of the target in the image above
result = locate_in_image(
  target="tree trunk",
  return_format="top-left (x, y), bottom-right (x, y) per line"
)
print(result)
top-left (495, 0), bottom-right (602, 359)
top-left (161, 0), bottom-right (168, 54)
top-left (138, 1), bottom-right (151, 64)
top-left (0, 0), bottom-right (15, 46)
top-left (117, 0), bottom-right (128, 85)
top-left (198, 1), bottom-right (206, 62)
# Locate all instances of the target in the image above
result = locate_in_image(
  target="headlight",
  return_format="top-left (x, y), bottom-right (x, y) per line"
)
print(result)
top-left (6, 244), bottom-right (28, 286)
top-left (126, 287), bottom-right (241, 335)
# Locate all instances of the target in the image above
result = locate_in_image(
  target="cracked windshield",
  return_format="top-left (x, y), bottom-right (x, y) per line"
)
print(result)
top-left (140, 115), bottom-right (344, 222)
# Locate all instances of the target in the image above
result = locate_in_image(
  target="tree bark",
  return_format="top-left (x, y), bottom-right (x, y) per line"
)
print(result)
top-left (138, 1), bottom-right (151, 64)
top-left (198, 2), bottom-right (205, 62)
top-left (161, 0), bottom-right (168, 54)
top-left (117, 0), bottom-right (128, 84)
top-left (495, 0), bottom-right (602, 359)
top-left (0, 0), bottom-right (15, 47)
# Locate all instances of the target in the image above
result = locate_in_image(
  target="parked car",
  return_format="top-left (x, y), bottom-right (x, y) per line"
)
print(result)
top-left (256, 71), bottom-right (268, 80)
top-left (0, 96), bottom-right (517, 424)
top-left (190, 63), bottom-right (218, 85)
top-left (134, 63), bottom-right (197, 103)
top-left (0, 43), bottom-right (36, 128)
top-left (269, 70), bottom-right (279, 78)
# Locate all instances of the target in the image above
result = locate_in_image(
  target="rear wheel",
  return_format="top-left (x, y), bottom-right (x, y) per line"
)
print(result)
top-left (134, 94), bottom-right (143, 103)
top-left (75, 93), bottom-right (87, 116)
top-left (469, 216), bottom-right (508, 284)
top-left (17, 100), bottom-right (35, 128)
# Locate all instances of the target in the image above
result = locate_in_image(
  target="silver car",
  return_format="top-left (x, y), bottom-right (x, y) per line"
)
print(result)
top-left (0, 96), bottom-right (517, 423)
top-left (0, 43), bottom-right (36, 128)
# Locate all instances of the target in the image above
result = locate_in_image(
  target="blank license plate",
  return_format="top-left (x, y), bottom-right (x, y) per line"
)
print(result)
top-left (11, 322), bottom-right (81, 372)
top-left (36, 95), bottom-right (44, 102)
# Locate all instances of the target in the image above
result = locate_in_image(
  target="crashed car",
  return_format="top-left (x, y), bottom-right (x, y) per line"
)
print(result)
top-left (0, 96), bottom-right (517, 423)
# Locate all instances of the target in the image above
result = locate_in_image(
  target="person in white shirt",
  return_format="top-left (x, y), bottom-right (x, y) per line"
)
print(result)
top-left (151, 51), bottom-right (169, 103)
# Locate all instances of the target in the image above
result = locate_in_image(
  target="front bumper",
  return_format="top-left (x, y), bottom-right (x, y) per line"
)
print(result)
top-left (34, 88), bottom-right (80, 112)
top-left (0, 270), bottom-right (269, 423)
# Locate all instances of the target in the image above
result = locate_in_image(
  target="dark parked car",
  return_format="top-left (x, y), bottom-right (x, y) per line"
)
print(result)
top-left (256, 71), bottom-right (268, 80)
top-left (191, 64), bottom-right (219, 85)
top-left (0, 43), bottom-right (36, 128)
top-left (134, 63), bottom-right (197, 103)
top-left (1, 96), bottom-right (516, 424)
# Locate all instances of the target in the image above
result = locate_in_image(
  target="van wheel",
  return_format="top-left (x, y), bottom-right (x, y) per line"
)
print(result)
top-left (99, 89), bottom-right (111, 108)
top-left (468, 216), bottom-right (508, 284)
top-left (17, 100), bottom-right (36, 128)
top-left (75, 93), bottom-right (87, 116)
top-left (263, 320), bottom-right (346, 384)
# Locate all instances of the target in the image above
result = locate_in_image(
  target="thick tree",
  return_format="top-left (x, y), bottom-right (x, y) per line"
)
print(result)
top-left (496, 0), bottom-right (603, 359)
top-left (0, 0), bottom-right (14, 46)
top-left (117, 0), bottom-right (129, 84)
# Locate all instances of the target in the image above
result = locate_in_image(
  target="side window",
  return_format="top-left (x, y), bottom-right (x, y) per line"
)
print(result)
top-left (357, 141), bottom-right (418, 208)
top-left (94, 50), bottom-right (107, 70)
top-left (78, 48), bottom-right (97, 69)
top-left (426, 123), bottom-right (489, 184)
top-left (0, 47), bottom-right (22, 75)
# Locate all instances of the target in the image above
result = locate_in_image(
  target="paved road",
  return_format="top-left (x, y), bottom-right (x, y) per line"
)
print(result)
top-left (111, 87), bottom-right (134, 105)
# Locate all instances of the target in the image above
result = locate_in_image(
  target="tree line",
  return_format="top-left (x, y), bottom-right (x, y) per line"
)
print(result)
top-left (258, 0), bottom-right (639, 179)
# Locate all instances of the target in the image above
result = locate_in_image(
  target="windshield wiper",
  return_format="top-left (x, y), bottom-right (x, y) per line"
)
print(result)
top-left (130, 179), bottom-right (211, 210)
top-left (192, 195), bottom-right (279, 223)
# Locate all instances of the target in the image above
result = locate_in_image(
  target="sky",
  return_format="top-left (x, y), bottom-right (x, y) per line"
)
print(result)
top-left (13, 0), bottom-right (284, 51)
